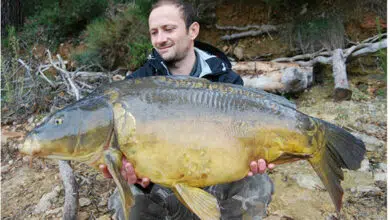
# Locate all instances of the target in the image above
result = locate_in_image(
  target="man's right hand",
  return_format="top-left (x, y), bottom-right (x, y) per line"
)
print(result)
top-left (99, 157), bottom-right (150, 188)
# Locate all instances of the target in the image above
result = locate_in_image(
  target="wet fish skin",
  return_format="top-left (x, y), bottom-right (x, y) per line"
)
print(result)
top-left (21, 76), bottom-right (365, 219)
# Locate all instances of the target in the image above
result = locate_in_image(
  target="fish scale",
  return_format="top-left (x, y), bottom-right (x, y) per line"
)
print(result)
top-left (21, 75), bottom-right (365, 220)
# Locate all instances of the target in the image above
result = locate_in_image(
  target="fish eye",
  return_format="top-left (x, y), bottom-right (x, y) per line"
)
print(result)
top-left (54, 118), bottom-right (63, 125)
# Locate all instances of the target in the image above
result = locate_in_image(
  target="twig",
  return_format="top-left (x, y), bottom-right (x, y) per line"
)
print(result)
top-left (272, 36), bottom-right (387, 65)
top-left (37, 65), bottom-right (56, 88)
top-left (56, 54), bottom-right (67, 70)
top-left (75, 80), bottom-right (95, 90)
top-left (47, 50), bottom-right (81, 100)
top-left (362, 33), bottom-right (387, 44)
top-left (221, 25), bottom-right (278, 40)
top-left (216, 24), bottom-right (263, 31)
top-left (17, 59), bottom-right (31, 75)
top-left (75, 173), bottom-right (92, 185)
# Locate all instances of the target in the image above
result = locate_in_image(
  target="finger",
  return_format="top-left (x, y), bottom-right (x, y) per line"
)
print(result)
top-left (258, 159), bottom-right (267, 174)
top-left (125, 163), bottom-right (137, 184)
top-left (140, 178), bottom-right (150, 188)
top-left (247, 171), bottom-right (254, 177)
top-left (99, 164), bottom-right (112, 179)
top-left (250, 161), bottom-right (258, 173)
top-left (268, 163), bottom-right (276, 170)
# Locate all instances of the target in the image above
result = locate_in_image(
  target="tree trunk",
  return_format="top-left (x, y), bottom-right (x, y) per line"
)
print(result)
top-left (332, 48), bottom-right (352, 101)
top-left (232, 61), bottom-right (313, 93)
top-left (1, 0), bottom-right (23, 36)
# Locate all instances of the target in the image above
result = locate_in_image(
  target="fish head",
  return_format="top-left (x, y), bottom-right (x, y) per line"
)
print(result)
top-left (20, 97), bottom-right (114, 161)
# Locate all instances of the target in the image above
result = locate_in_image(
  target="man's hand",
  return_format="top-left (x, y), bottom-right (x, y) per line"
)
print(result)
top-left (99, 157), bottom-right (150, 188)
top-left (247, 159), bottom-right (275, 176)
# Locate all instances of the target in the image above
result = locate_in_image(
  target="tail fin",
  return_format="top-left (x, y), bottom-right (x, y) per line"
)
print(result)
top-left (308, 119), bottom-right (366, 212)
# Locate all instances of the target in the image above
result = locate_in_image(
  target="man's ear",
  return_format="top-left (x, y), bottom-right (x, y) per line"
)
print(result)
top-left (188, 22), bottom-right (200, 40)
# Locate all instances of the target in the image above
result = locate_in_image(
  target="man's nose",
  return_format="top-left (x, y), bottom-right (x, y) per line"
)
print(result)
top-left (155, 32), bottom-right (168, 44)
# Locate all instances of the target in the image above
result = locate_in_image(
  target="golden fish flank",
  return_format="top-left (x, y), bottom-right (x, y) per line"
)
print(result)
top-left (20, 76), bottom-right (365, 220)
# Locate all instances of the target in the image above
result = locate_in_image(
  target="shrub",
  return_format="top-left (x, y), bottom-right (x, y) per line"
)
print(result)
top-left (72, 3), bottom-right (152, 70)
top-left (20, 0), bottom-right (108, 49)
top-left (292, 16), bottom-right (345, 53)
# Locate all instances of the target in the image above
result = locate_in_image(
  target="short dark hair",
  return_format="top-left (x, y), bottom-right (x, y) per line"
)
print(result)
top-left (151, 0), bottom-right (197, 30)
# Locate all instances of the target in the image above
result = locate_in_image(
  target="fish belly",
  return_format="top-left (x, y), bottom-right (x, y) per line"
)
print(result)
top-left (127, 119), bottom-right (251, 187)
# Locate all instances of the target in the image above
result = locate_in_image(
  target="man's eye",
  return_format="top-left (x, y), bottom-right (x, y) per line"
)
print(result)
top-left (54, 118), bottom-right (63, 125)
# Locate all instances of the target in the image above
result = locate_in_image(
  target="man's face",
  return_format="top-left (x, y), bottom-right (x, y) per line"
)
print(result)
top-left (148, 5), bottom-right (193, 63)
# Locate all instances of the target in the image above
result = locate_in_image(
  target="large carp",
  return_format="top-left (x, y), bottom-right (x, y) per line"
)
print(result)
top-left (21, 76), bottom-right (365, 220)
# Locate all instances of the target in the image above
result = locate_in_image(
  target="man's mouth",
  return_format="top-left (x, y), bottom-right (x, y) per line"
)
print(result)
top-left (158, 45), bottom-right (173, 53)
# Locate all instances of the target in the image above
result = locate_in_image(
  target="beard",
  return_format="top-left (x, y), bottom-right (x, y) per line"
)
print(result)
top-left (157, 42), bottom-right (190, 64)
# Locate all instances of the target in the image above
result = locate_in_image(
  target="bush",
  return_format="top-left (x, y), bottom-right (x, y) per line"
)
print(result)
top-left (292, 16), bottom-right (345, 53)
top-left (20, 0), bottom-right (108, 49)
top-left (72, 3), bottom-right (152, 70)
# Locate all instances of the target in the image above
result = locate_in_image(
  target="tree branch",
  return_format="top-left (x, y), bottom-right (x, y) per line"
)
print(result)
top-left (220, 25), bottom-right (278, 40)
top-left (59, 160), bottom-right (79, 220)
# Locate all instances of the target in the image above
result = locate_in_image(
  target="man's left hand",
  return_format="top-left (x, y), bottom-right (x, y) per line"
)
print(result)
top-left (248, 159), bottom-right (275, 176)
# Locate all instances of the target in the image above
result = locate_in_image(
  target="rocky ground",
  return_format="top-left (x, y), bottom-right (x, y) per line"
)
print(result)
top-left (1, 71), bottom-right (386, 219)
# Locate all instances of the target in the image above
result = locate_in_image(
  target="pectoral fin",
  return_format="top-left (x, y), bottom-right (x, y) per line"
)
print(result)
top-left (112, 101), bottom-right (136, 146)
top-left (104, 149), bottom-right (134, 220)
top-left (173, 183), bottom-right (220, 220)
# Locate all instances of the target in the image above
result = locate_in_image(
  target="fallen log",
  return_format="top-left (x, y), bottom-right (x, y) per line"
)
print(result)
top-left (332, 49), bottom-right (351, 101)
top-left (271, 34), bottom-right (386, 100)
top-left (232, 61), bottom-right (313, 93)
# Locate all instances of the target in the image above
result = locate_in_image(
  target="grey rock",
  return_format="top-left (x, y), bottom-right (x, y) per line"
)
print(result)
top-left (374, 172), bottom-right (386, 182)
top-left (377, 163), bottom-right (387, 172)
top-left (97, 214), bottom-right (112, 220)
top-left (1, 136), bottom-right (8, 145)
top-left (361, 123), bottom-right (386, 136)
top-left (353, 186), bottom-right (381, 194)
top-left (28, 116), bottom-right (35, 124)
top-left (1, 165), bottom-right (10, 174)
top-left (45, 207), bottom-right (62, 215)
top-left (79, 197), bottom-right (91, 207)
top-left (98, 198), bottom-right (108, 207)
top-left (78, 211), bottom-right (90, 220)
top-left (34, 187), bottom-right (61, 214)
top-left (358, 159), bottom-right (370, 172)
top-left (292, 174), bottom-right (324, 190)
top-left (352, 132), bottom-right (384, 151)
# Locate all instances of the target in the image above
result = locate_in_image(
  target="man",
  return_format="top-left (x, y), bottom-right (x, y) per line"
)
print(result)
top-left (100, 0), bottom-right (275, 219)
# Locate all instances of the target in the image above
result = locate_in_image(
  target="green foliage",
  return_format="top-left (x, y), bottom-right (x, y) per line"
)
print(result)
top-left (376, 17), bottom-right (386, 75)
top-left (292, 16), bottom-right (345, 53)
top-left (2, 26), bottom-right (20, 105)
top-left (72, 3), bottom-right (152, 70)
top-left (20, 0), bottom-right (108, 48)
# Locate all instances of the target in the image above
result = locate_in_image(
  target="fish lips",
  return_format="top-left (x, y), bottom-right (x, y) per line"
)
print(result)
top-left (20, 134), bottom-right (46, 157)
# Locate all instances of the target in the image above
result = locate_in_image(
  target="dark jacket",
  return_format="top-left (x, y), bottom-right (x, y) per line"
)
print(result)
top-left (126, 41), bottom-right (243, 86)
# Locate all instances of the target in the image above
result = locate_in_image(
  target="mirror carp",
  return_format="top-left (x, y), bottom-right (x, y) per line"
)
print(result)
top-left (21, 76), bottom-right (365, 220)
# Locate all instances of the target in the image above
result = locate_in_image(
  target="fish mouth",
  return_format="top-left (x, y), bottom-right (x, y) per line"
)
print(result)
top-left (20, 136), bottom-right (43, 156)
